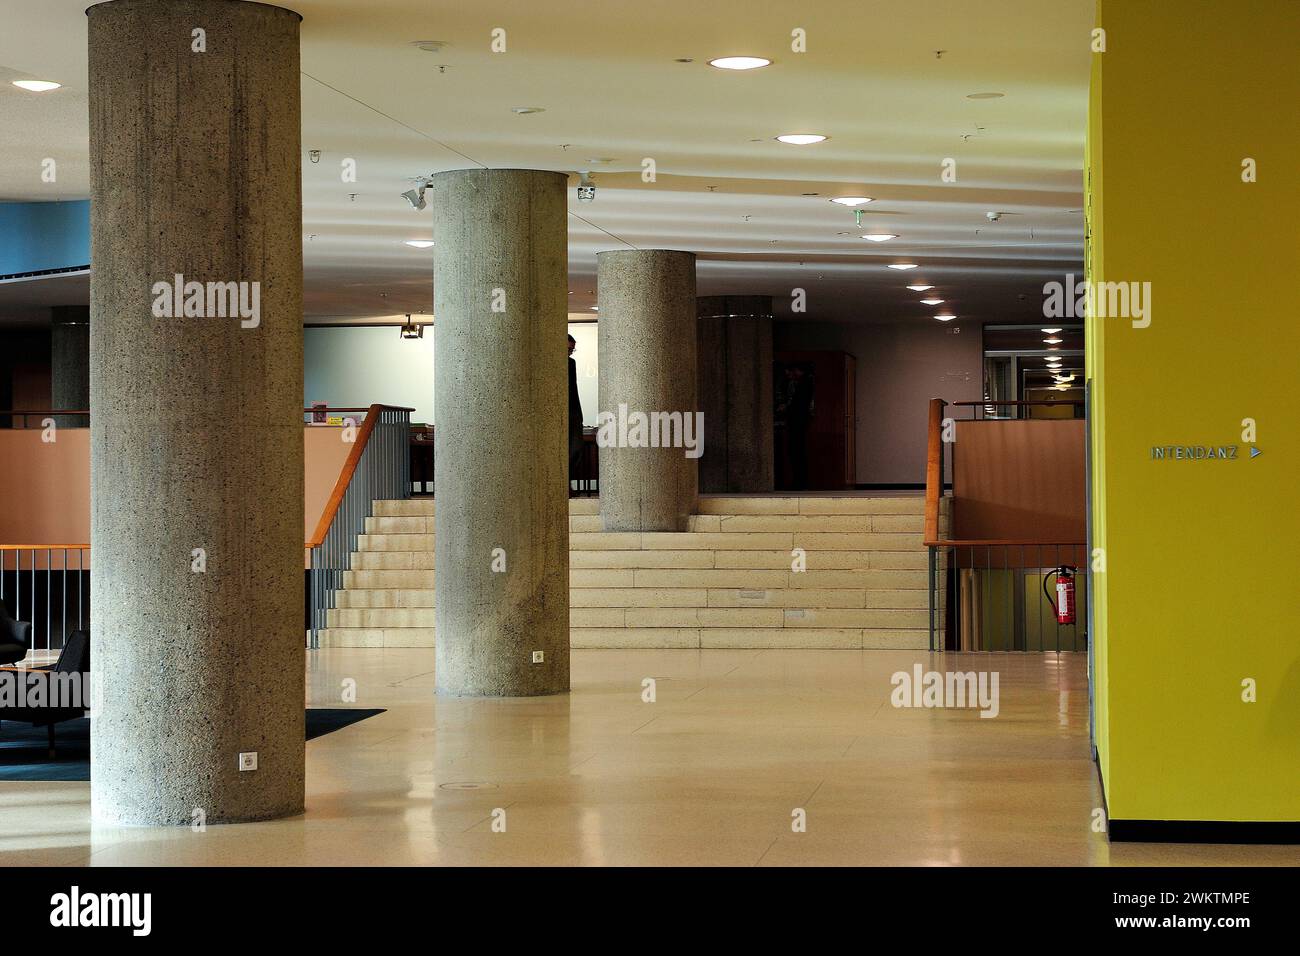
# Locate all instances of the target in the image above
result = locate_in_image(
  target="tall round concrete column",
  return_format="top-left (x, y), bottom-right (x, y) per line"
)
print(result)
top-left (696, 295), bottom-right (774, 493)
top-left (87, 0), bottom-right (305, 825)
top-left (50, 306), bottom-right (90, 427)
top-left (431, 169), bottom-right (569, 697)
top-left (596, 250), bottom-right (698, 531)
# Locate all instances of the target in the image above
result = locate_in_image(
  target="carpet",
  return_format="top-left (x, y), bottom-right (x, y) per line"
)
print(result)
top-left (0, 708), bottom-right (385, 782)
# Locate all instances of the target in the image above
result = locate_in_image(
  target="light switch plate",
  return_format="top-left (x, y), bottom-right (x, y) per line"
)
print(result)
top-left (531, 651), bottom-right (544, 663)
top-left (238, 752), bottom-right (258, 772)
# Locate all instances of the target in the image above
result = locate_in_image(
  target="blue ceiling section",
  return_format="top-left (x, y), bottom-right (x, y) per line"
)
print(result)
top-left (0, 200), bottom-right (90, 278)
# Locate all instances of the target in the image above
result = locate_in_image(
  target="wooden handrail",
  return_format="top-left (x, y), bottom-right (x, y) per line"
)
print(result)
top-left (306, 403), bottom-right (393, 549)
top-left (923, 397), bottom-right (946, 546)
top-left (0, 544), bottom-right (90, 551)
top-left (928, 539), bottom-right (1087, 548)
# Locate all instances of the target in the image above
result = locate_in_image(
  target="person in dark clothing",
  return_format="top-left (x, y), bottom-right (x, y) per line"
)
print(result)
top-left (568, 335), bottom-right (585, 489)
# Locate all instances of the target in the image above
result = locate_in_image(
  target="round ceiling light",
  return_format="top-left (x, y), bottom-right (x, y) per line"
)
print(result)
top-left (887, 263), bottom-right (919, 270)
top-left (906, 284), bottom-right (934, 292)
top-left (404, 240), bottom-right (434, 248)
top-left (919, 298), bottom-right (944, 305)
top-left (709, 56), bottom-right (771, 71)
top-left (934, 314), bottom-right (956, 322)
top-left (830, 196), bottom-right (873, 206)
top-left (511, 106), bottom-right (545, 114)
top-left (775, 133), bottom-right (827, 145)
top-left (12, 80), bottom-right (61, 92)
top-left (861, 234), bottom-right (898, 242)
top-left (966, 92), bottom-right (1005, 99)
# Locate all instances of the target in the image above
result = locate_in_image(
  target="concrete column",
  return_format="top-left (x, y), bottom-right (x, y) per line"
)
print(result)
top-left (50, 306), bottom-right (89, 427)
top-left (597, 250), bottom-right (698, 531)
top-left (696, 295), bottom-right (775, 493)
top-left (431, 169), bottom-right (569, 697)
top-left (87, 0), bottom-right (304, 825)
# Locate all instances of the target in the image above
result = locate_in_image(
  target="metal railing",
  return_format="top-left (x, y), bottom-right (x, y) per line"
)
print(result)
top-left (306, 405), bottom-right (413, 648)
top-left (0, 546), bottom-right (89, 660)
top-left (927, 542), bottom-right (1088, 651)
top-left (923, 397), bottom-right (1088, 652)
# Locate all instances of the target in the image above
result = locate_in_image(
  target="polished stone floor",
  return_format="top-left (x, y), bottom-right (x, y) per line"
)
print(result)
top-left (0, 648), bottom-right (1293, 866)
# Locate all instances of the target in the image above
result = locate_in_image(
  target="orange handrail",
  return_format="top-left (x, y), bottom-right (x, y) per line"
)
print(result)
top-left (923, 397), bottom-right (945, 546)
top-left (306, 404), bottom-right (413, 549)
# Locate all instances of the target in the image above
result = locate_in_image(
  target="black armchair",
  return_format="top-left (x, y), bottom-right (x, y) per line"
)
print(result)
top-left (0, 604), bottom-right (32, 666)
top-left (0, 629), bottom-right (90, 756)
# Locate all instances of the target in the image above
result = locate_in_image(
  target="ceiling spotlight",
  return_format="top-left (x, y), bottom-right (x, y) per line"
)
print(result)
top-left (906, 284), bottom-right (934, 292)
top-left (401, 180), bottom-right (430, 210)
top-left (830, 197), bottom-right (873, 206)
top-left (404, 240), bottom-right (434, 248)
top-left (400, 316), bottom-right (423, 339)
top-left (709, 56), bottom-right (771, 70)
top-left (966, 92), bottom-right (1005, 99)
top-left (920, 298), bottom-right (944, 305)
top-left (861, 234), bottom-right (898, 242)
top-left (511, 106), bottom-right (545, 114)
top-left (934, 314), bottom-right (956, 322)
top-left (776, 133), bottom-right (828, 145)
top-left (888, 263), bottom-right (919, 270)
top-left (1041, 327), bottom-right (1063, 334)
top-left (577, 171), bottom-right (596, 203)
top-left (12, 80), bottom-right (61, 92)
top-left (411, 40), bottom-right (450, 53)
top-left (1043, 337), bottom-right (1063, 344)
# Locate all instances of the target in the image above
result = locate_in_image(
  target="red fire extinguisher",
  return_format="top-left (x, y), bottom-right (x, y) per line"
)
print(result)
top-left (1044, 566), bottom-right (1077, 625)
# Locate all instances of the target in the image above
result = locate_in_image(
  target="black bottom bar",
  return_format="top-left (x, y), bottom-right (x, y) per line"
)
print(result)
top-left (1110, 820), bottom-right (1300, 845)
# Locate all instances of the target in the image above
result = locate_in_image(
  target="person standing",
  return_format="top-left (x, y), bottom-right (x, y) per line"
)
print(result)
top-left (568, 334), bottom-right (585, 490)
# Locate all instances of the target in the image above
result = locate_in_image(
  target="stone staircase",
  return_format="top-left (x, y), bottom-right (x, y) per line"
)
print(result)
top-left (318, 495), bottom-right (948, 649)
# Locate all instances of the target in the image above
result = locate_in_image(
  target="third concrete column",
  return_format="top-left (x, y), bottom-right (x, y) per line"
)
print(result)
top-left (431, 169), bottom-right (570, 697)
top-left (596, 250), bottom-right (698, 532)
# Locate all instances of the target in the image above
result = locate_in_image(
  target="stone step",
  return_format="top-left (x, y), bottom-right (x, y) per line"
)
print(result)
top-left (335, 588), bottom-right (435, 608)
top-left (344, 569), bottom-right (435, 589)
top-left (357, 533), bottom-right (435, 551)
top-left (317, 627), bottom-right (435, 648)
top-left (372, 497), bottom-right (601, 517)
top-left (327, 607), bottom-right (435, 628)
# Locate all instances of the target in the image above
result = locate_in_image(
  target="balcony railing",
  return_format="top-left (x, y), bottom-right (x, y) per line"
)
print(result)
top-left (305, 405), bottom-right (413, 648)
top-left (1, 405), bottom-right (412, 657)
top-left (924, 397), bottom-right (1088, 652)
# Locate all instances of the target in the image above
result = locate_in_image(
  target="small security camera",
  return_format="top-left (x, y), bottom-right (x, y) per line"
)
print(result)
top-left (402, 187), bottom-right (427, 211)
top-left (986, 211), bottom-right (1001, 221)
top-left (577, 171), bottom-right (596, 203)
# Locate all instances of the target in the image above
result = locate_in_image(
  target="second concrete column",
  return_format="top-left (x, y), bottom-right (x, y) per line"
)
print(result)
top-left (596, 250), bottom-right (698, 532)
top-left (431, 169), bottom-right (570, 697)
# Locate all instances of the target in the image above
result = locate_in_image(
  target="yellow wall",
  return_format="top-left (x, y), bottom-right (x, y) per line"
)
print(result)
top-left (1087, 0), bottom-right (1299, 823)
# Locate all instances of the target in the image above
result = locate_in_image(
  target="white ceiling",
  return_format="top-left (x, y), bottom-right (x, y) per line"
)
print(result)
top-left (0, 0), bottom-right (1091, 325)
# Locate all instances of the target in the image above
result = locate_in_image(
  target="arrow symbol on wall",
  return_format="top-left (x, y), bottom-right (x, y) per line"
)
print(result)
top-left (1250, 447), bottom-right (1262, 458)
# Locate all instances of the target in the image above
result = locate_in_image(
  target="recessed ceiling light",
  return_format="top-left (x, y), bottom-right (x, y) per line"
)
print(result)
top-left (411, 40), bottom-right (450, 53)
top-left (906, 284), bottom-right (934, 292)
top-left (12, 80), bottom-right (61, 92)
top-left (404, 240), bottom-right (434, 248)
top-left (830, 197), bottom-right (873, 206)
top-left (590, 306), bottom-right (598, 311)
top-left (887, 263), bottom-right (918, 270)
top-left (934, 314), bottom-right (956, 322)
top-left (1041, 327), bottom-right (1063, 334)
top-left (1043, 337), bottom-right (1063, 344)
top-left (709, 56), bottom-right (771, 71)
top-left (675, 57), bottom-right (695, 63)
top-left (861, 234), bottom-right (897, 242)
top-left (775, 134), bottom-right (828, 145)
top-left (511, 106), bottom-right (545, 114)
top-left (966, 92), bottom-right (1005, 99)
top-left (920, 298), bottom-right (944, 305)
